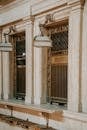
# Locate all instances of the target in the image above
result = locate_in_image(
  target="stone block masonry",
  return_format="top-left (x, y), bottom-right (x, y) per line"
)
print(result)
top-left (0, 114), bottom-right (56, 130)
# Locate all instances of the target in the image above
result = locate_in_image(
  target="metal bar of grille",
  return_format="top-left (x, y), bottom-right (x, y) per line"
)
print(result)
top-left (16, 39), bottom-right (26, 100)
top-left (51, 64), bottom-right (67, 103)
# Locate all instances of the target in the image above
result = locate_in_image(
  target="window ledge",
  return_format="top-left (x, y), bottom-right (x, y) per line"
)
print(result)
top-left (63, 110), bottom-right (87, 122)
top-left (0, 99), bottom-right (66, 113)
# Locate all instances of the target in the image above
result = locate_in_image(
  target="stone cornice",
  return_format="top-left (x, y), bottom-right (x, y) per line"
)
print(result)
top-left (31, 0), bottom-right (67, 16)
top-left (0, 0), bottom-right (15, 6)
top-left (0, 0), bottom-right (30, 13)
top-left (31, 0), bottom-right (85, 16)
top-left (68, 0), bottom-right (85, 7)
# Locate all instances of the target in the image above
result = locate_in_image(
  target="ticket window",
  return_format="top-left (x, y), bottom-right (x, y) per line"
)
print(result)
top-left (16, 39), bottom-right (26, 100)
top-left (47, 24), bottom-right (68, 105)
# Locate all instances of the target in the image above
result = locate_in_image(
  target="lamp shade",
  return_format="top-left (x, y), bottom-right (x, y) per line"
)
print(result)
top-left (34, 35), bottom-right (52, 47)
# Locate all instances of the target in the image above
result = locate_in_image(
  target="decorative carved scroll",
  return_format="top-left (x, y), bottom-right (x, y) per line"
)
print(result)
top-left (46, 24), bottom-right (68, 36)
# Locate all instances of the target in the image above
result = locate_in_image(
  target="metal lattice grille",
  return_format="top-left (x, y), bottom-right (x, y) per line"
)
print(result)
top-left (16, 39), bottom-right (26, 100)
top-left (51, 64), bottom-right (67, 103)
top-left (16, 40), bottom-right (25, 56)
top-left (47, 23), bottom-right (68, 104)
top-left (51, 31), bottom-right (68, 55)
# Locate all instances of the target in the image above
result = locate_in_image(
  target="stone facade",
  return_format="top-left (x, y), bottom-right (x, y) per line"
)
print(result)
top-left (0, 0), bottom-right (87, 130)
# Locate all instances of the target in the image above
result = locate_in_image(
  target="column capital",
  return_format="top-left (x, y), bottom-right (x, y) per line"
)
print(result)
top-left (0, 43), bottom-right (12, 52)
top-left (23, 15), bottom-right (35, 25)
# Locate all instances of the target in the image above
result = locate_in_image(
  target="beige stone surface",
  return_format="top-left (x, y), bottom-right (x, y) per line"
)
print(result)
top-left (0, 30), bottom-right (2, 99)
top-left (68, 5), bottom-right (83, 112)
top-left (0, 0), bottom-right (30, 26)
top-left (81, 0), bottom-right (87, 113)
top-left (0, 0), bottom-right (87, 130)
top-left (3, 52), bottom-right (10, 100)
top-left (0, 122), bottom-right (25, 130)
top-left (25, 20), bottom-right (34, 104)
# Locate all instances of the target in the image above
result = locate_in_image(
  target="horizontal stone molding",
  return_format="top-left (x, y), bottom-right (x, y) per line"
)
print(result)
top-left (68, 0), bottom-right (85, 6)
top-left (63, 110), bottom-right (87, 122)
top-left (31, 0), bottom-right (67, 16)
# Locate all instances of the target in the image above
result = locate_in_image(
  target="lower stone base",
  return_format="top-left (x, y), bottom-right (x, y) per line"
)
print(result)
top-left (0, 100), bottom-right (87, 130)
top-left (0, 114), bottom-right (55, 130)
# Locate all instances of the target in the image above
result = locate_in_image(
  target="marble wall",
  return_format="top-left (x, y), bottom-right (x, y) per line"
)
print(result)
top-left (0, 0), bottom-right (87, 130)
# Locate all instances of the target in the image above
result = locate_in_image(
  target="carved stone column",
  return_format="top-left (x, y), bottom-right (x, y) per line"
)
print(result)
top-left (34, 47), bottom-right (48, 104)
top-left (0, 29), bottom-right (2, 99)
top-left (3, 52), bottom-right (10, 100)
top-left (0, 43), bottom-right (12, 100)
top-left (33, 22), bottom-right (49, 104)
top-left (25, 17), bottom-right (34, 104)
top-left (68, 2), bottom-right (83, 112)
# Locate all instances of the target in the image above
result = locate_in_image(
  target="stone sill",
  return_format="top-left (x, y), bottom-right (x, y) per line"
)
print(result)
top-left (63, 110), bottom-right (87, 122)
top-left (0, 99), bottom-right (66, 113)
top-left (0, 99), bottom-right (66, 122)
